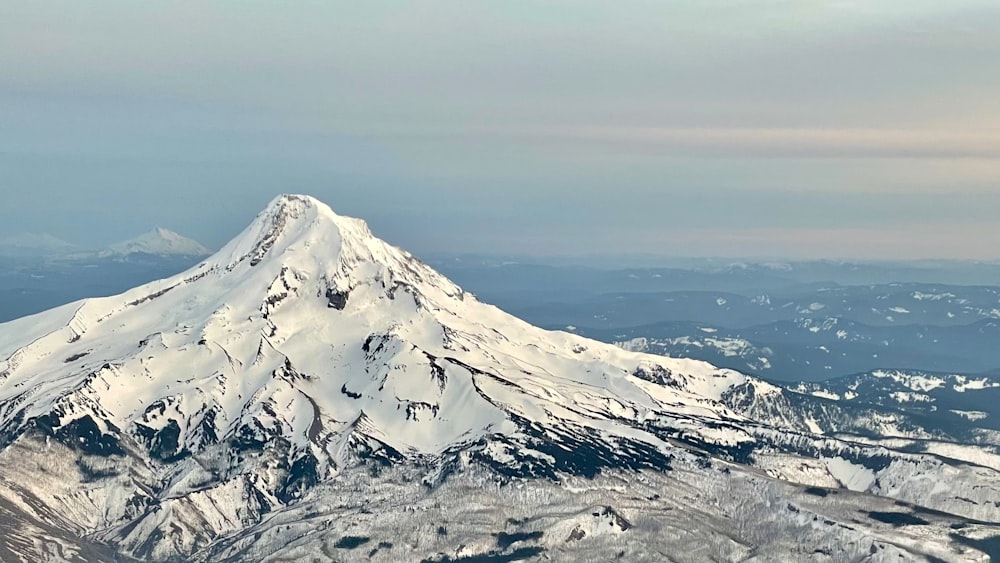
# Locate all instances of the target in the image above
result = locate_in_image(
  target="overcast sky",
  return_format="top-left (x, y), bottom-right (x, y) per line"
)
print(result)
top-left (2, 1), bottom-right (999, 260)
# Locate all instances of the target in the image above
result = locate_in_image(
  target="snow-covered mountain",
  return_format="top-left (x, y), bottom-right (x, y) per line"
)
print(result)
top-left (101, 227), bottom-right (212, 258)
top-left (0, 232), bottom-right (77, 257)
top-left (0, 195), bottom-right (998, 562)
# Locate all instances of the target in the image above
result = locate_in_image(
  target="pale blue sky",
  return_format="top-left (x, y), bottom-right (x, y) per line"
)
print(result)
top-left (2, 1), bottom-right (999, 259)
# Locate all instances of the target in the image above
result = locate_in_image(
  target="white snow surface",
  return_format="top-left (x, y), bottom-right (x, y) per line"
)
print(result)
top-left (821, 456), bottom-right (876, 491)
top-left (912, 291), bottom-right (956, 301)
top-left (871, 370), bottom-right (947, 392)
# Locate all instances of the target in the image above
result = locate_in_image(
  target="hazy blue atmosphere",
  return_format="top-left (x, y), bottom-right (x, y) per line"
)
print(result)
top-left (2, 1), bottom-right (999, 259)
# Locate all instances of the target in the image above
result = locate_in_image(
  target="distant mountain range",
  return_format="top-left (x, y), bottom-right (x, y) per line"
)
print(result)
top-left (0, 232), bottom-right (78, 256)
top-left (100, 227), bottom-right (212, 258)
top-left (426, 261), bottom-right (1000, 382)
top-left (0, 228), bottom-right (212, 324)
top-left (0, 227), bottom-right (211, 259)
top-left (520, 285), bottom-right (1000, 381)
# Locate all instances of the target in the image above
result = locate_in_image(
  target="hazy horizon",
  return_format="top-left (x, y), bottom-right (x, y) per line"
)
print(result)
top-left (3, 2), bottom-right (999, 260)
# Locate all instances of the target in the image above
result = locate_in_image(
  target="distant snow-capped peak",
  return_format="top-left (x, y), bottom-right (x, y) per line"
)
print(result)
top-left (103, 226), bottom-right (211, 257)
top-left (0, 232), bottom-right (77, 255)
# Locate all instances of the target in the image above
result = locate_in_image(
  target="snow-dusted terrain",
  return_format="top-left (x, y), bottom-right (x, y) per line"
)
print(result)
top-left (0, 195), bottom-right (998, 562)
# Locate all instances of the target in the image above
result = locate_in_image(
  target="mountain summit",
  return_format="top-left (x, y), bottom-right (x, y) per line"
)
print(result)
top-left (0, 232), bottom-right (77, 256)
top-left (104, 226), bottom-right (212, 257)
top-left (0, 194), bottom-right (997, 562)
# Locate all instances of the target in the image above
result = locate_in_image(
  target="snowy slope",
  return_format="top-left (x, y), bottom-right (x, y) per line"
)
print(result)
top-left (0, 195), bottom-right (997, 562)
top-left (0, 195), bottom-right (752, 462)
top-left (101, 227), bottom-right (211, 257)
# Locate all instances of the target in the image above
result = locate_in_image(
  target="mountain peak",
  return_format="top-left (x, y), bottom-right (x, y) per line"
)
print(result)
top-left (263, 193), bottom-right (372, 238)
top-left (209, 194), bottom-right (459, 297)
top-left (0, 232), bottom-right (77, 256)
top-left (105, 227), bottom-right (211, 257)
top-left (262, 193), bottom-right (373, 242)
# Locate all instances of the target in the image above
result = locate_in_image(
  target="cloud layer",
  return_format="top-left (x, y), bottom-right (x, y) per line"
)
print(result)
top-left (1, 1), bottom-right (998, 259)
